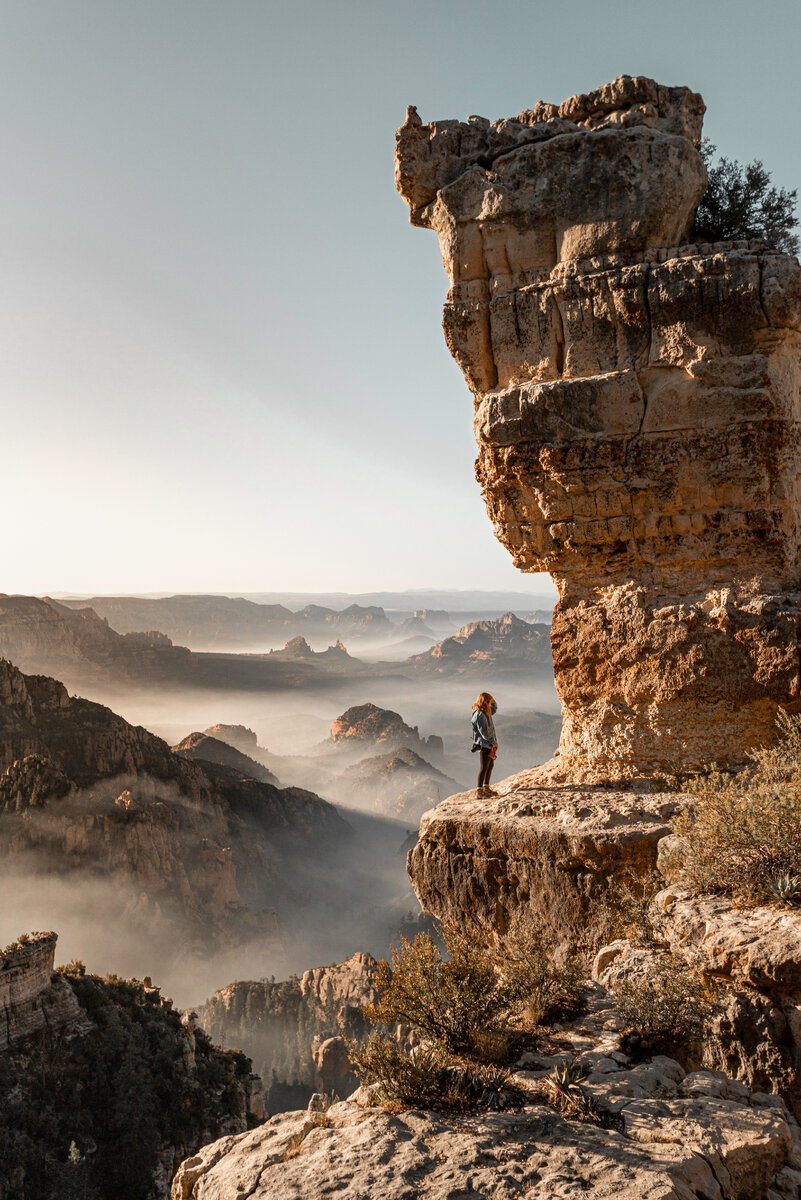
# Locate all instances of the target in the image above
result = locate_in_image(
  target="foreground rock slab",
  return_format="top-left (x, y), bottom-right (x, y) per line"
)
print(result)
top-left (173, 1066), bottom-right (798, 1200)
top-left (408, 776), bottom-right (677, 941)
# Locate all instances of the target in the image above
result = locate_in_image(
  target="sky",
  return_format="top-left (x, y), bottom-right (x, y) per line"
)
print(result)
top-left (1, 0), bottom-right (798, 595)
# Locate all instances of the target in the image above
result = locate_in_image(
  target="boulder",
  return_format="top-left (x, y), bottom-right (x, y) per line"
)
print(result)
top-left (173, 1066), bottom-right (797, 1200)
top-left (595, 887), bottom-right (801, 1114)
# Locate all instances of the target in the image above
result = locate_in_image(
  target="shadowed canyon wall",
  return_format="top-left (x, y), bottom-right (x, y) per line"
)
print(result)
top-left (395, 75), bottom-right (801, 779)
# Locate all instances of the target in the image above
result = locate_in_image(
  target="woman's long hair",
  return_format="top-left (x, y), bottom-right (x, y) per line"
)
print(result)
top-left (472, 692), bottom-right (494, 714)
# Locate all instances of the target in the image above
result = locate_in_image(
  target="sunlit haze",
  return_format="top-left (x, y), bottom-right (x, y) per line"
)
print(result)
top-left (2, 0), bottom-right (798, 593)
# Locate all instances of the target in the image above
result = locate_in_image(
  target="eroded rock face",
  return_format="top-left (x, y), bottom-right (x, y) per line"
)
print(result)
top-left (195, 952), bottom-right (387, 1111)
top-left (409, 776), bottom-right (676, 941)
top-left (595, 887), bottom-right (801, 1116)
top-left (0, 932), bottom-right (82, 1046)
top-left (395, 74), bottom-right (801, 779)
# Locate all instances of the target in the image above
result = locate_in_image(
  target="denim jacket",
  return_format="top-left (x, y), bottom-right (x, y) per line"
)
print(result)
top-left (471, 708), bottom-right (496, 750)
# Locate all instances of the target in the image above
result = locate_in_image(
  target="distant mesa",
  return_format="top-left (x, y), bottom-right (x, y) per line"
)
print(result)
top-left (329, 702), bottom-right (442, 760)
top-left (269, 635), bottom-right (354, 663)
top-left (204, 723), bottom-right (260, 754)
top-left (54, 593), bottom-right (395, 651)
top-left (172, 732), bottom-right (279, 786)
top-left (409, 612), bottom-right (552, 675)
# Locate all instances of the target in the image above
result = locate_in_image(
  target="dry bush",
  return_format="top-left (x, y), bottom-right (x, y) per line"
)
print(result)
top-left (499, 920), bottom-right (587, 1027)
top-left (613, 953), bottom-right (713, 1053)
top-left (351, 916), bottom-right (588, 1113)
top-left (364, 917), bottom-right (588, 1058)
top-left (586, 872), bottom-right (663, 952)
top-left (674, 710), bottom-right (801, 903)
top-left (363, 920), bottom-right (510, 1057)
top-left (348, 1033), bottom-right (516, 1112)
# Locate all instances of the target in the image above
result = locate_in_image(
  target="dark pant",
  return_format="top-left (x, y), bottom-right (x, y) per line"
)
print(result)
top-left (478, 747), bottom-right (494, 788)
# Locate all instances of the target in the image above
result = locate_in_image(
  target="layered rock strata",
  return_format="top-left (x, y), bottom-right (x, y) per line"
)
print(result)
top-left (395, 74), bottom-right (801, 779)
top-left (408, 775), bottom-right (676, 941)
top-left (0, 931), bottom-right (81, 1046)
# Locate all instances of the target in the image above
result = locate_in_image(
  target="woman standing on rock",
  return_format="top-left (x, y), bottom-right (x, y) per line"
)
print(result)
top-left (471, 692), bottom-right (498, 795)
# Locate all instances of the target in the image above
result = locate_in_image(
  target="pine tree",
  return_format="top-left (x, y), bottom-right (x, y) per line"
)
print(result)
top-left (691, 139), bottom-right (799, 254)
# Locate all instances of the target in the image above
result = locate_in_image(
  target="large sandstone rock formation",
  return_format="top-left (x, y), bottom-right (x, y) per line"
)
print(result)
top-left (395, 74), bottom-right (801, 780)
top-left (409, 778), bottom-right (677, 940)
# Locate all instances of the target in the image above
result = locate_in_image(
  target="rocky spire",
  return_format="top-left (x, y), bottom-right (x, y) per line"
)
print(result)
top-left (395, 74), bottom-right (801, 780)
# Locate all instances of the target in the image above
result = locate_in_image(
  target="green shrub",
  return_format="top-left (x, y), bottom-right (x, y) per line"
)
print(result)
top-left (348, 1032), bottom-right (515, 1112)
top-left (613, 953), bottom-right (712, 1053)
top-left (691, 139), bottom-right (799, 254)
top-left (674, 710), bottom-right (801, 902)
top-left (363, 921), bottom-right (509, 1056)
top-left (499, 920), bottom-right (587, 1027)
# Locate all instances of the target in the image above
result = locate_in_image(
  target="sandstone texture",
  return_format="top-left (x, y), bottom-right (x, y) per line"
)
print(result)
top-left (409, 776), bottom-right (676, 941)
top-left (0, 931), bottom-right (82, 1046)
top-left (174, 986), bottom-right (801, 1200)
top-left (395, 74), bottom-right (801, 779)
top-left (596, 885), bottom-right (801, 1115)
top-left (175, 959), bottom-right (801, 1200)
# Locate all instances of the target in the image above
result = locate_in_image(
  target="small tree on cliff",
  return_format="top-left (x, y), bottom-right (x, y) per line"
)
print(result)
top-left (691, 138), bottom-right (799, 254)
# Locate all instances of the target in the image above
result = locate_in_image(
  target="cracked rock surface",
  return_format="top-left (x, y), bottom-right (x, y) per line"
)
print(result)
top-left (395, 74), bottom-right (801, 780)
top-left (172, 988), bottom-right (801, 1200)
top-left (596, 887), bottom-right (801, 1115)
top-left (408, 776), bottom-right (677, 942)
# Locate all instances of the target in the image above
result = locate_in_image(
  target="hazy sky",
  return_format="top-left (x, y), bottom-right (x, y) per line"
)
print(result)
top-left (2, 0), bottom-right (798, 594)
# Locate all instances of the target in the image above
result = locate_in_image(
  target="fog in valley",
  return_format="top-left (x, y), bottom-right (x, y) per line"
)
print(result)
top-left (0, 589), bottom-right (561, 1013)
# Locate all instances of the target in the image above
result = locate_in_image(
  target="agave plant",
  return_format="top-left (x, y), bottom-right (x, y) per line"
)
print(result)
top-left (550, 1057), bottom-right (586, 1092)
top-left (766, 873), bottom-right (801, 906)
